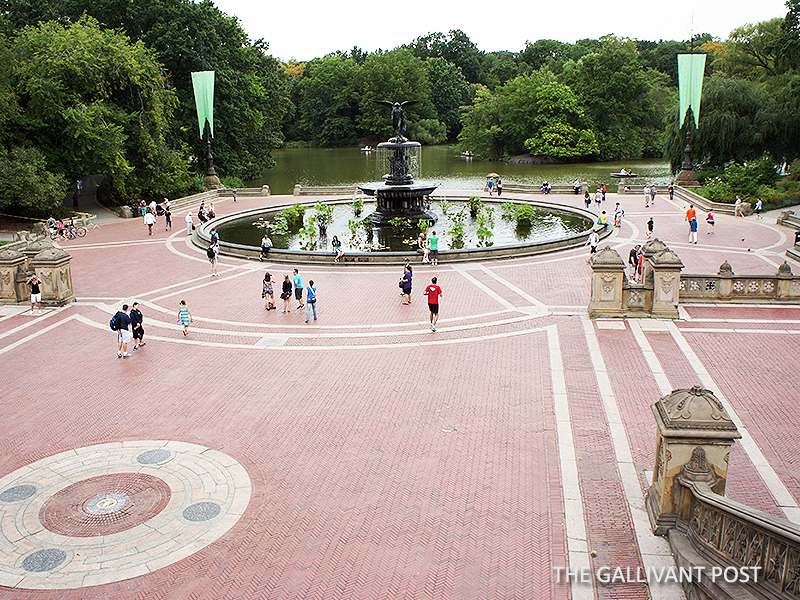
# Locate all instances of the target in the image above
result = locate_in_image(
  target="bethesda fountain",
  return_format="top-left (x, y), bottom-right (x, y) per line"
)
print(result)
top-left (359, 101), bottom-right (439, 224)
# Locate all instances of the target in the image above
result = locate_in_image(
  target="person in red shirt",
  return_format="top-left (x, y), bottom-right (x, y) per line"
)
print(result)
top-left (423, 277), bottom-right (443, 332)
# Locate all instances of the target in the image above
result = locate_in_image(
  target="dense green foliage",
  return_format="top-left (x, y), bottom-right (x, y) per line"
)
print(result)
top-left (1, 0), bottom-right (799, 216)
top-left (0, 0), bottom-right (288, 215)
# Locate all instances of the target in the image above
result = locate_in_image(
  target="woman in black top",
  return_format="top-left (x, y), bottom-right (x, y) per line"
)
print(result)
top-left (130, 302), bottom-right (145, 349)
top-left (281, 275), bottom-right (293, 313)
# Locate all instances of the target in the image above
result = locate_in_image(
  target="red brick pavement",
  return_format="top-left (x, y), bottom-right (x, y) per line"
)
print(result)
top-left (1, 192), bottom-right (799, 599)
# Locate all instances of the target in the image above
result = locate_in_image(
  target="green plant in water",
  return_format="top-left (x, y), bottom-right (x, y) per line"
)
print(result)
top-left (298, 221), bottom-right (318, 251)
top-left (514, 203), bottom-right (537, 225)
top-left (389, 217), bottom-right (412, 229)
top-left (501, 202), bottom-right (517, 219)
top-left (282, 203), bottom-right (306, 230)
top-left (352, 197), bottom-right (363, 216)
top-left (446, 208), bottom-right (466, 248)
top-left (476, 208), bottom-right (495, 247)
top-left (468, 196), bottom-right (482, 218)
top-left (439, 198), bottom-right (451, 214)
top-left (270, 213), bottom-right (289, 234)
top-left (417, 219), bottom-right (433, 231)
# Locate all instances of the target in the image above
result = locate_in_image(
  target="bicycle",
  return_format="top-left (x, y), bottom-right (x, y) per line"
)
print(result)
top-left (50, 227), bottom-right (87, 240)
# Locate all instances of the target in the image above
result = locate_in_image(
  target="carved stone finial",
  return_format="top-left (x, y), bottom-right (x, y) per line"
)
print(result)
top-left (777, 261), bottom-right (793, 279)
top-left (651, 248), bottom-right (684, 269)
top-left (590, 246), bottom-right (625, 269)
top-left (641, 238), bottom-right (668, 259)
top-left (653, 386), bottom-right (741, 436)
top-left (718, 261), bottom-right (734, 277)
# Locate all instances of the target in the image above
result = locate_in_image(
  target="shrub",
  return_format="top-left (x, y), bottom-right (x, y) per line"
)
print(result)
top-left (282, 204), bottom-right (306, 230)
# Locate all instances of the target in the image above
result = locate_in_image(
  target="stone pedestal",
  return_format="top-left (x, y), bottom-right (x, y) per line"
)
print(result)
top-left (717, 261), bottom-right (734, 298)
top-left (0, 247), bottom-right (27, 304)
top-left (204, 174), bottom-right (223, 190)
top-left (640, 238), bottom-right (667, 287)
top-left (22, 239), bottom-right (54, 264)
top-left (646, 386), bottom-right (741, 535)
top-left (649, 248), bottom-right (684, 319)
top-left (29, 247), bottom-right (75, 306)
top-left (777, 261), bottom-right (793, 299)
top-left (588, 246), bottom-right (626, 318)
top-left (674, 169), bottom-right (700, 187)
top-left (261, 185), bottom-right (271, 196)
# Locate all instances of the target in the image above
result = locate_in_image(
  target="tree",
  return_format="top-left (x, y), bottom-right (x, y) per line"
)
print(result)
top-left (10, 17), bottom-right (187, 201)
top-left (520, 39), bottom-right (569, 73)
top-left (425, 57), bottom-right (469, 138)
top-left (2, 0), bottom-right (289, 179)
top-left (0, 146), bottom-right (68, 216)
top-left (407, 30), bottom-right (485, 83)
top-left (290, 54), bottom-right (360, 145)
top-left (356, 49), bottom-right (434, 137)
top-left (561, 37), bottom-right (656, 159)
top-left (457, 85), bottom-right (503, 159)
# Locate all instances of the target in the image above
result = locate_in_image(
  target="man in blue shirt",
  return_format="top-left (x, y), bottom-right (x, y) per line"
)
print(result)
top-left (115, 304), bottom-right (132, 358)
top-left (293, 268), bottom-right (304, 310)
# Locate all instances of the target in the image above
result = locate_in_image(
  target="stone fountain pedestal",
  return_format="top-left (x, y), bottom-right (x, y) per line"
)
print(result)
top-left (359, 139), bottom-right (438, 225)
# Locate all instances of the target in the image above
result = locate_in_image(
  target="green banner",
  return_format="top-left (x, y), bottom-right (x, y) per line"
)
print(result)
top-left (678, 54), bottom-right (706, 128)
top-left (191, 71), bottom-right (215, 138)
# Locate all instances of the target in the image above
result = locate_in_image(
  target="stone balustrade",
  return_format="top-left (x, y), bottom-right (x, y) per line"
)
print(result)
top-left (680, 261), bottom-right (800, 302)
top-left (293, 184), bottom-right (364, 196)
top-left (645, 386), bottom-right (800, 599)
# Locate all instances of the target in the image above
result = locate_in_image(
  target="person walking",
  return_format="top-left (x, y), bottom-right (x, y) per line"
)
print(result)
top-left (305, 280), bottom-right (317, 323)
top-left (164, 206), bottom-right (172, 231)
top-left (115, 303), bottom-right (132, 357)
top-left (613, 203), bottom-right (624, 228)
top-left (262, 272), bottom-right (276, 310)
top-left (646, 216), bottom-right (654, 239)
top-left (400, 265), bottom-right (412, 304)
top-left (293, 269), bottom-right (304, 310)
top-left (584, 191), bottom-right (591, 209)
top-left (232, 188), bottom-right (237, 203)
top-left (178, 300), bottom-right (192, 335)
top-left (144, 210), bottom-right (156, 235)
top-left (668, 183), bottom-right (675, 200)
top-left (332, 235), bottom-right (344, 262)
top-left (428, 231), bottom-right (439, 266)
top-left (185, 212), bottom-right (194, 236)
top-left (496, 179), bottom-right (503, 196)
top-left (130, 302), bottom-right (146, 350)
top-left (649, 185), bottom-right (657, 205)
top-left (207, 241), bottom-right (219, 276)
top-left (601, 183), bottom-right (607, 202)
top-left (586, 229), bottom-right (599, 263)
top-left (706, 210), bottom-right (715, 234)
top-left (281, 274), bottom-right (293, 313)
top-left (594, 189), bottom-right (602, 209)
top-left (424, 276), bottom-right (443, 332)
top-left (643, 185), bottom-right (651, 207)
top-left (686, 204), bottom-right (698, 244)
top-left (754, 198), bottom-right (763, 219)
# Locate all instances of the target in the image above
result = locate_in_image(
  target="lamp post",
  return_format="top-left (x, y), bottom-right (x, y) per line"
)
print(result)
top-left (674, 53), bottom-right (706, 187)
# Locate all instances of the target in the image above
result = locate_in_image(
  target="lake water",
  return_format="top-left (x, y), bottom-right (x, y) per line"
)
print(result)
top-left (247, 145), bottom-right (674, 195)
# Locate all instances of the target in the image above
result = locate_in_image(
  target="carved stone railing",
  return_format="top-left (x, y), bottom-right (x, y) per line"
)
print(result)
top-left (672, 466), bottom-right (800, 598)
top-left (680, 261), bottom-right (800, 302)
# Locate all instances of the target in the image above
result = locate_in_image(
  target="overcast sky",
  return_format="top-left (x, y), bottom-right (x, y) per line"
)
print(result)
top-left (212, 0), bottom-right (789, 62)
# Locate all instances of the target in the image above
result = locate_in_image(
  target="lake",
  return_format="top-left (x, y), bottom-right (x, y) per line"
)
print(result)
top-left (246, 145), bottom-right (674, 195)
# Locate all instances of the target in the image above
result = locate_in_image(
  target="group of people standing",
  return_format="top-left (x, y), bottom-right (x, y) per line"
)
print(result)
top-left (262, 268), bottom-right (317, 322)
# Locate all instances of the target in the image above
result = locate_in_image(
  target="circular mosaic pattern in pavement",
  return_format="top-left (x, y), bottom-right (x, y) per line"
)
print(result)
top-left (40, 473), bottom-right (171, 537)
top-left (0, 441), bottom-right (251, 590)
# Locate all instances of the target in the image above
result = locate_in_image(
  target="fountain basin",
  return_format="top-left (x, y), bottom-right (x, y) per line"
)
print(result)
top-left (199, 194), bottom-right (609, 264)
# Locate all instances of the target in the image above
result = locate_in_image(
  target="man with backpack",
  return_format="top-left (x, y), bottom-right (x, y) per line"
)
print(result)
top-left (207, 241), bottom-right (219, 277)
top-left (111, 304), bottom-right (132, 358)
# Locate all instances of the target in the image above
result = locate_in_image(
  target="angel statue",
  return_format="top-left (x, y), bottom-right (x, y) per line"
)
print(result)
top-left (375, 100), bottom-right (418, 141)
